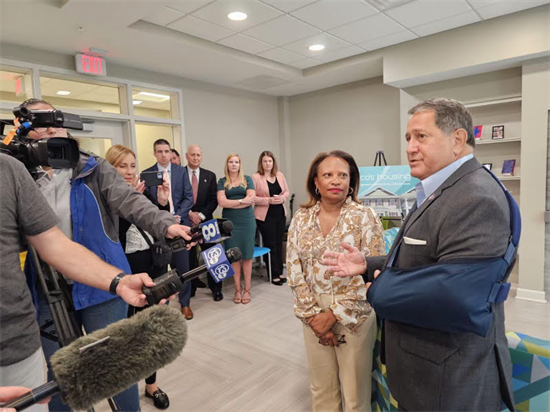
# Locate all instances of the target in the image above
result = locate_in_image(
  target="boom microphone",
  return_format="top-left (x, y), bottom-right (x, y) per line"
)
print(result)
top-left (1, 305), bottom-right (187, 411)
top-left (143, 246), bottom-right (242, 305)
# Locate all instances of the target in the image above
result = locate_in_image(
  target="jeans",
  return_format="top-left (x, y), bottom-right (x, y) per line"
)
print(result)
top-left (172, 249), bottom-right (191, 307)
top-left (38, 290), bottom-right (140, 411)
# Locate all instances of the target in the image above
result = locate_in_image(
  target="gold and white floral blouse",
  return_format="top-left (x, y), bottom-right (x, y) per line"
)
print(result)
top-left (287, 198), bottom-right (384, 332)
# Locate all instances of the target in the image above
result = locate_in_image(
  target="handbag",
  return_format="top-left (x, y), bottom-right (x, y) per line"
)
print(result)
top-left (136, 227), bottom-right (172, 268)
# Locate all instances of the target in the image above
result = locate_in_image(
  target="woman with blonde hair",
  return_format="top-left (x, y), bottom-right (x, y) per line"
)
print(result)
top-left (217, 154), bottom-right (256, 304)
top-left (252, 151), bottom-right (290, 285)
top-left (287, 150), bottom-right (384, 412)
top-left (105, 144), bottom-right (171, 410)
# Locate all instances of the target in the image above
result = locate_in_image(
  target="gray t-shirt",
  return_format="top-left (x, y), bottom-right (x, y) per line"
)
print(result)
top-left (0, 154), bottom-right (59, 366)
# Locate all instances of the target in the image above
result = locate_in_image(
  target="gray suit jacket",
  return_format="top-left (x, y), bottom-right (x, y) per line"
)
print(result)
top-left (366, 157), bottom-right (514, 412)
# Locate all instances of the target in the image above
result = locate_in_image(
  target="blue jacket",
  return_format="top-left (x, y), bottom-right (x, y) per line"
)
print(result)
top-left (27, 152), bottom-right (177, 311)
top-left (143, 163), bottom-right (194, 226)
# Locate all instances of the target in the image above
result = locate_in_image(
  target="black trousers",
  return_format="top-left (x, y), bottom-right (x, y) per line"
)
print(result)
top-left (190, 243), bottom-right (222, 292)
top-left (126, 249), bottom-right (168, 385)
top-left (256, 212), bottom-right (286, 278)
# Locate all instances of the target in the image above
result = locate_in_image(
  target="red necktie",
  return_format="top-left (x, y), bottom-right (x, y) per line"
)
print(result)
top-left (192, 170), bottom-right (198, 204)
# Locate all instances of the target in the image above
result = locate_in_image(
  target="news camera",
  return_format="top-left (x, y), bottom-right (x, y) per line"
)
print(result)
top-left (0, 106), bottom-right (82, 169)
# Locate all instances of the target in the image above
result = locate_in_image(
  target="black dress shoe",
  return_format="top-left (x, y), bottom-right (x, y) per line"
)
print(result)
top-left (279, 277), bottom-right (287, 284)
top-left (271, 278), bottom-right (284, 286)
top-left (213, 291), bottom-right (224, 301)
top-left (145, 389), bottom-right (170, 410)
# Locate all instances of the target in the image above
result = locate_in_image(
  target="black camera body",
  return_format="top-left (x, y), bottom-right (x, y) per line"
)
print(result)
top-left (1, 106), bottom-right (83, 169)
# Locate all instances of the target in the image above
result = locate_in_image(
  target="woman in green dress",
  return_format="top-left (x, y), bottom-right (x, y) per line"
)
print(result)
top-left (217, 153), bottom-right (256, 304)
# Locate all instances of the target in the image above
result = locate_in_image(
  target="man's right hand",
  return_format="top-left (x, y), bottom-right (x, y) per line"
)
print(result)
top-left (322, 242), bottom-right (367, 277)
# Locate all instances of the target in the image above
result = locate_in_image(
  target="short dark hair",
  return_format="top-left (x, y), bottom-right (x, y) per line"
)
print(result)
top-left (408, 98), bottom-right (475, 147)
top-left (171, 149), bottom-right (180, 157)
top-left (302, 150), bottom-right (360, 209)
top-left (20, 98), bottom-right (56, 109)
top-left (257, 151), bottom-right (278, 176)
top-left (153, 139), bottom-right (171, 151)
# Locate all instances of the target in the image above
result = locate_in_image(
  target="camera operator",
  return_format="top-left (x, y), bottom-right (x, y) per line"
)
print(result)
top-left (0, 153), bottom-right (178, 412)
top-left (17, 98), bottom-right (193, 412)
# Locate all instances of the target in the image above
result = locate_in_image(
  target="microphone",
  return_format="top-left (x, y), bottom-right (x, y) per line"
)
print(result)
top-left (143, 246), bottom-right (242, 305)
top-left (169, 219), bottom-right (233, 252)
top-left (1, 305), bottom-right (187, 411)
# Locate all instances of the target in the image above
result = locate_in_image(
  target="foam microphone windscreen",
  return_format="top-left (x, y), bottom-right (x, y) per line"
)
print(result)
top-left (51, 305), bottom-right (187, 411)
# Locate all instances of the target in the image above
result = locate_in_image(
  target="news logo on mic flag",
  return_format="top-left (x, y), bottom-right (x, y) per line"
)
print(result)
top-left (200, 219), bottom-right (221, 243)
top-left (202, 244), bottom-right (235, 283)
top-left (474, 125), bottom-right (483, 139)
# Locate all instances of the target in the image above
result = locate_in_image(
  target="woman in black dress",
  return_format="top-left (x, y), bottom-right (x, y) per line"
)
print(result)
top-left (106, 145), bottom-right (171, 410)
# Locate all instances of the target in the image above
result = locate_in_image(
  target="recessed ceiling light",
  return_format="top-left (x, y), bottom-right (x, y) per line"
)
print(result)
top-left (308, 44), bottom-right (325, 51)
top-left (133, 100), bottom-right (143, 105)
top-left (228, 11), bottom-right (247, 21)
top-left (56, 90), bottom-right (71, 96)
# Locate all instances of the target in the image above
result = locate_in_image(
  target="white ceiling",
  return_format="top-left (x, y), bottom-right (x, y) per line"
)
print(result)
top-left (0, 0), bottom-right (548, 96)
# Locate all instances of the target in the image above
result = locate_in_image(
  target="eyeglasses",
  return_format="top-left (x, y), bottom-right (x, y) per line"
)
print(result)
top-left (33, 127), bottom-right (59, 134)
top-left (318, 334), bottom-right (346, 345)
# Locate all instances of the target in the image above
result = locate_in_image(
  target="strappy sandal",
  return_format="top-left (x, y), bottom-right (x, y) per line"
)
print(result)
top-left (242, 289), bottom-right (251, 305)
top-left (234, 288), bottom-right (242, 304)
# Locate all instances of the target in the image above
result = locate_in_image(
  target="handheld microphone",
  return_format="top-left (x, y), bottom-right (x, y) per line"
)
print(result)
top-left (169, 218), bottom-right (233, 252)
top-left (143, 246), bottom-right (242, 305)
top-left (1, 305), bottom-right (187, 411)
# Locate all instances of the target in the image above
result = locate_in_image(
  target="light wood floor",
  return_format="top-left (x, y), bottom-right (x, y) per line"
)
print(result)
top-left (99, 268), bottom-right (550, 412)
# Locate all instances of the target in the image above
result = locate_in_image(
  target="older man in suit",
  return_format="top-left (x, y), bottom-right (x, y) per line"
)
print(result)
top-left (184, 144), bottom-right (221, 301)
top-left (143, 139), bottom-right (195, 320)
top-left (323, 98), bottom-right (514, 411)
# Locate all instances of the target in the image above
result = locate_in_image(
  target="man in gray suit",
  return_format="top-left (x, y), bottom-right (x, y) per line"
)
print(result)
top-left (324, 98), bottom-right (514, 411)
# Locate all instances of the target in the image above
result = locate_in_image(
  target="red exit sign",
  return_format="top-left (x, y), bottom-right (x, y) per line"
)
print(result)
top-left (75, 53), bottom-right (107, 76)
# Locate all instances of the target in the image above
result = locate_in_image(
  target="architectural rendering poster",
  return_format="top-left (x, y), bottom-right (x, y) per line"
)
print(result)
top-left (358, 166), bottom-right (420, 218)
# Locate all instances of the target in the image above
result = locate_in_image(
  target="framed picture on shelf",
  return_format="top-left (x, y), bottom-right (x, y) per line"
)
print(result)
top-left (482, 163), bottom-right (492, 171)
top-left (502, 159), bottom-right (516, 176)
top-left (492, 125), bottom-right (505, 140)
top-left (474, 125), bottom-right (483, 140)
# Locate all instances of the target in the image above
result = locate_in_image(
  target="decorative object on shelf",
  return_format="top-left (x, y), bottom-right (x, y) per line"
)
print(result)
top-left (474, 125), bottom-right (483, 140)
top-left (502, 159), bottom-right (516, 176)
top-left (482, 163), bottom-right (493, 171)
top-left (492, 125), bottom-right (505, 140)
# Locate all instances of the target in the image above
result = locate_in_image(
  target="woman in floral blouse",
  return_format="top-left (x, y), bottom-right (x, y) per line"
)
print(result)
top-left (287, 150), bottom-right (384, 412)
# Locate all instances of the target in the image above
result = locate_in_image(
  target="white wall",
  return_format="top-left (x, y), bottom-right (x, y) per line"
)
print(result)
top-left (288, 77), bottom-right (401, 207)
top-left (181, 85), bottom-right (279, 180)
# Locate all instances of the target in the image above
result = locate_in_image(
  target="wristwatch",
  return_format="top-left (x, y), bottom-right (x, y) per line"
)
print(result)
top-left (109, 272), bottom-right (128, 295)
top-left (239, 199), bottom-right (243, 204)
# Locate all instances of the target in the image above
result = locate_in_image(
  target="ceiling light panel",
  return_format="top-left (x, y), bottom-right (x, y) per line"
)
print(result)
top-left (259, 0), bottom-right (317, 13)
top-left (314, 45), bottom-right (365, 63)
top-left (218, 33), bottom-right (275, 54)
top-left (142, 6), bottom-right (185, 26)
top-left (385, 0), bottom-right (472, 28)
top-left (411, 11), bottom-right (480, 37)
top-left (162, 1), bottom-right (215, 14)
top-left (167, 15), bottom-right (235, 42)
top-left (242, 15), bottom-right (320, 47)
top-left (192, 0), bottom-right (283, 31)
top-left (329, 13), bottom-right (405, 44)
top-left (290, 0), bottom-right (379, 31)
top-left (228, 11), bottom-right (247, 20)
top-left (283, 33), bottom-right (351, 57)
top-left (357, 30), bottom-right (417, 51)
top-left (475, 0), bottom-right (550, 20)
top-left (133, 91), bottom-right (171, 102)
top-left (258, 47), bottom-right (305, 64)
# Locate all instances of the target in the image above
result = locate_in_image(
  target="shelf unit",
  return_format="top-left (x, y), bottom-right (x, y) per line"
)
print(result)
top-left (475, 137), bottom-right (521, 145)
